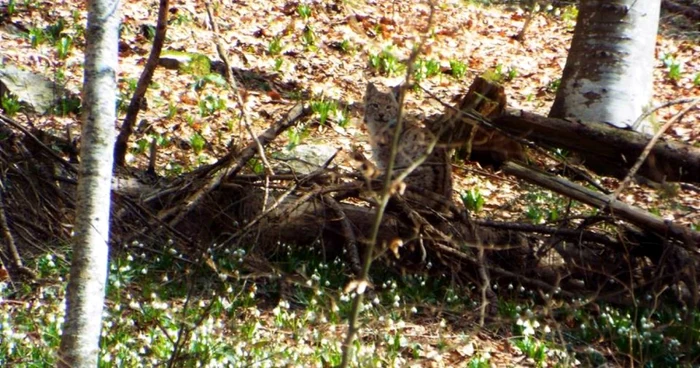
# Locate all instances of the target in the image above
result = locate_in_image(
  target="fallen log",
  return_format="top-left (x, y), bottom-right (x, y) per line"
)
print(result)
top-left (492, 110), bottom-right (700, 184)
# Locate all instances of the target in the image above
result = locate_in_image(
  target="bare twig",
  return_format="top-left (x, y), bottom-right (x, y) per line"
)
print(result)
top-left (157, 103), bottom-right (309, 226)
top-left (516, 0), bottom-right (536, 42)
top-left (214, 149), bottom-right (338, 252)
top-left (0, 179), bottom-right (37, 280)
top-left (322, 194), bottom-right (361, 275)
top-left (167, 259), bottom-right (221, 368)
top-left (629, 97), bottom-right (698, 132)
top-left (340, 3), bottom-right (435, 366)
top-left (205, 2), bottom-right (276, 215)
top-left (613, 98), bottom-right (699, 199)
top-left (475, 220), bottom-right (622, 249)
top-left (0, 114), bottom-right (76, 174)
top-left (204, 2), bottom-right (274, 178)
top-left (502, 161), bottom-right (700, 245)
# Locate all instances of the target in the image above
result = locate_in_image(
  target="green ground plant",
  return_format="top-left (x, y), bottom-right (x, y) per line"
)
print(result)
top-left (268, 36), bottom-right (283, 56)
top-left (2, 241), bottom-right (699, 366)
top-left (369, 47), bottom-right (404, 76)
top-left (662, 53), bottom-right (683, 81)
top-left (461, 188), bottom-right (485, 213)
top-left (55, 36), bottom-right (73, 59)
top-left (310, 97), bottom-right (338, 125)
top-left (27, 26), bottom-right (46, 48)
top-left (1, 93), bottom-right (22, 116)
top-left (413, 58), bottom-right (442, 82)
top-left (189, 132), bottom-right (206, 155)
top-left (297, 3), bottom-right (312, 19)
top-left (449, 59), bottom-right (468, 79)
top-left (6, 0), bottom-right (17, 16)
top-left (301, 25), bottom-right (317, 50)
top-left (198, 94), bottom-right (227, 117)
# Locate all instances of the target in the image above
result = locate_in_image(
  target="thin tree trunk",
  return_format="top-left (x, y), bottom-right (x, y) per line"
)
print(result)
top-left (58, 0), bottom-right (120, 366)
top-left (113, 0), bottom-right (170, 167)
top-left (550, 0), bottom-right (661, 134)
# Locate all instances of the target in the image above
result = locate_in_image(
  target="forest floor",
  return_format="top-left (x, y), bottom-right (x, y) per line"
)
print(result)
top-left (1, 0), bottom-right (699, 366)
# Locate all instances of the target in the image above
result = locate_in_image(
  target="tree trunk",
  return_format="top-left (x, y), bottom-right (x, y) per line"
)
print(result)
top-left (58, 0), bottom-right (120, 366)
top-left (550, 0), bottom-right (661, 134)
top-left (113, 0), bottom-right (170, 167)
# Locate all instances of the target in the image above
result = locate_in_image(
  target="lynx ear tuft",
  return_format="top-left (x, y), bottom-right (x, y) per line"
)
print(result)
top-left (391, 84), bottom-right (402, 100)
top-left (366, 82), bottom-right (379, 95)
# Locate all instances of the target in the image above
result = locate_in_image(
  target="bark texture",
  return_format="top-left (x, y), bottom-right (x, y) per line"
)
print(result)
top-left (58, 0), bottom-right (120, 366)
top-left (550, 0), bottom-right (661, 134)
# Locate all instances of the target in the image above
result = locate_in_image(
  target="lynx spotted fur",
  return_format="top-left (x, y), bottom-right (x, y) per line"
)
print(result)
top-left (363, 83), bottom-right (452, 204)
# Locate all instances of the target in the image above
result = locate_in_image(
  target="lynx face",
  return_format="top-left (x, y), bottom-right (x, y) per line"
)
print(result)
top-left (363, 83), bottom-right (399, 141)
top-left (363, 83), bottom-right (401, 167)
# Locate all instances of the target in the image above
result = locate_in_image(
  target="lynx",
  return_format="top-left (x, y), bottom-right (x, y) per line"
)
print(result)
top-left (363, 83), bottom-right (452, 204)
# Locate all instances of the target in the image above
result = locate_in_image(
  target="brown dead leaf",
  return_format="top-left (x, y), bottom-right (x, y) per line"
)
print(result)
top-left (267, 90), bottom-right (282, 100)
top-left (435, 27), bottom-right (457, 37)
top-left (379, 16), bottom-right (396, 26)
top-left (510, 13), bottom-right (526, 21)
top-left (180, 92), bottom-right (199, 106)
top-left (388, 238), bottom-right (403, 259)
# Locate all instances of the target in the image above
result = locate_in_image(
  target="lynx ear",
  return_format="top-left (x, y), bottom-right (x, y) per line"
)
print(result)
top-left (366, 82), bottom-right (379, 95)
top-left (391, 84), bottom-right (402, 100)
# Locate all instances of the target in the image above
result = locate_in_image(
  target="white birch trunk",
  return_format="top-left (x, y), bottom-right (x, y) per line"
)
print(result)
top-left (549, 0), bottom-right (661, 134)
top-left (58, 0), bottom-right (120, 366)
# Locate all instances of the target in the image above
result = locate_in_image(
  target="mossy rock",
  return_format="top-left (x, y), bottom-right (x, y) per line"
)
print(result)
top-left (159, 51), bottom-right (211, 76)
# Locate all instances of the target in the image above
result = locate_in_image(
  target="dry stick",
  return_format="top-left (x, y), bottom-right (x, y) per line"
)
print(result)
top-left (216, 177), bottom-right (305, 249)
top-left (322, 195), bottom-right (362, 275)
top-left (0, 182), bottom-right (37, 280)
top-left (113, 0), bottom-right (170, 167)
top-left (629, 97), bottom-right (698, 132)
top-left (339, 3), bottom-right (435, 367)
top-left (503, 161), bottom-right (700, 245)
top-left (147, 137), bottom-right (157, 176)
top-left (0, 114), bottom-right (76, 174)
top-left (516, 0), bottom-right (536, 42)
top-left (213, 150), bottom-right (338, 252)
top-left (475, 219), bottom-right (622, 249)
top-left (157, 103), bottom-right (309, 226)
top-left (166, 259), bottom-right (218, 368)
top-left (116, 192), bottom-right (199, 251)
top-left (204, 2), bottom-right (274, 180)
top-left (204, 2), bottom-right (275, 214)
top-left (431, 241), bottom-right (575, 298)
top-left (662, 0), bottom-right (700, 21)
top-left (613, 98), bottom-right (700, 199)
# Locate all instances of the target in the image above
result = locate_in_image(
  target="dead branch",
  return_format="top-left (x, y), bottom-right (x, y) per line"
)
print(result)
top-left (613, 98), bottom-right (699, 198)
top-left (502, 161), bottom-right (700, 246)
top-left (322, 194), bottom-right (361, 275)
top-left (205, 2), bottom-right (274, 177)
top-left (0, 114), bottom-right (76, 174)
top-left (0, 181), bottom-right (37, 280)
top-left (156, 103), bottom-right (310, 226)
top-left (493, 110), bottom-right (700, 183)
top-left (475, 220), bottom-right (623, 249)
top-left (114, 0), bottom-right (170, 167)
top-left (662, 0), bottom-right (700, 21)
